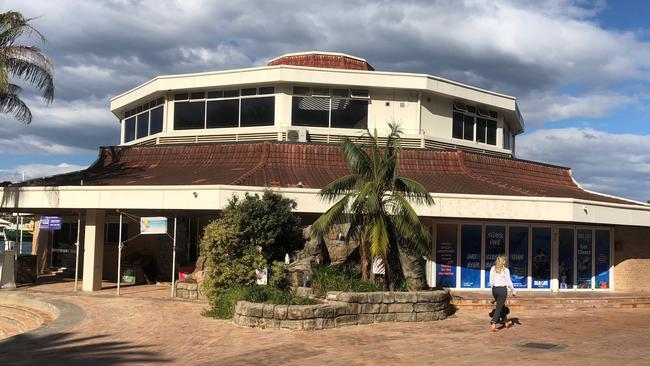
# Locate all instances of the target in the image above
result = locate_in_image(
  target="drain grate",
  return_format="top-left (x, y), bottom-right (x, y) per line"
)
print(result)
top-left (519, 342), bottom-right (559, 350)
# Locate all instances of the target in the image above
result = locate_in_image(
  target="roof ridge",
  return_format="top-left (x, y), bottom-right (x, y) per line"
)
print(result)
top-left (457, 150), bottom-right (540, 196)
top-left (230, 141), bottom-right (272, 185)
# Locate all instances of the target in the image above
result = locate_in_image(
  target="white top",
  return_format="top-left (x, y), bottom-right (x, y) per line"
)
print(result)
top-left (489, 266), bottom-right (515, 292)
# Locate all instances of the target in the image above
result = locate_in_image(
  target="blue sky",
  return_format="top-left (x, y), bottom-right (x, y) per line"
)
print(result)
top-left (2, 0), bottom-right (650, 201)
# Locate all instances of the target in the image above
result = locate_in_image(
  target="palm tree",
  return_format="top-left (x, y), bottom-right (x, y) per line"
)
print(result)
top-left (311, 123), bottom-right (434, 290)
top-left (0, 11), bottom-right (54, 123)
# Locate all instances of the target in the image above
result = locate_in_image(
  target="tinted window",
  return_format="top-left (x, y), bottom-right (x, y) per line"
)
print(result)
top-left (331, 99), bottom-right (367, 129)
top-left (174, 102), bottom-right (205, 130)
top-left (224, 90), bottom-right (239, 98)
top-left (190, 92), bottom-right (205, 100)
top-left (486, 120), bottom-right (497, 145)
top-left (293, 86), bottom-right (310, 95)
top-left (241, 88), bottom-right (257, 96)
top-left (258, 86), bottom-right (275, 95)
top-left (240, 97), bottom-right (274, 127)
top-left (207, 91), bottom-right (223, 99)
top-left (463, 115), bottom-right (474, 140)
top-left (452, 112), bottom-right (463, 139)
top-left (150, 106), bottom-right (164, 134)
top-left (207, 99), bottom-right (239, 128)
top-left (476, 118), bottom-right (487, 143)
top-left (136, 112), bottom-right (149, 138)
top-left (174, 93), bottom-right (188, 100)
top-left (292, 96), bottom-right (329, 127)
top-left (124, 117), bottom-right (136, 142)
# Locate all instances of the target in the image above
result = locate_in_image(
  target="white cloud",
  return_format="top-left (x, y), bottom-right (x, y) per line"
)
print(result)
top-left (0, 162), bottom-right (87, 183)
top-left (521, 92), bottom-right (637, 125)
top-left (517, 127), bottom-right (650, 201)
top-left (0, 134), bottom-right (95, 155)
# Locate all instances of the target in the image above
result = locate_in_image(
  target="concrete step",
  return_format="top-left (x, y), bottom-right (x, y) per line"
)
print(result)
top-left (454, 299), bottom-right (650, 311)
top-left (0, 303), bottom-right (56, 340)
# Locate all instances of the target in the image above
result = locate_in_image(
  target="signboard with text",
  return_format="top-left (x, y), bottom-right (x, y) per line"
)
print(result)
top-left (39, 216), bottom-right (62, 231)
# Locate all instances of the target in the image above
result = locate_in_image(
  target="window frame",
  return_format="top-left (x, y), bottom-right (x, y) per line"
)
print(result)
top-left (171, 86), bottom-right (276, 131)
top-left (452, 102), bottom-right (499, 146)
top-left (290, 85), bottom-right (369, 129)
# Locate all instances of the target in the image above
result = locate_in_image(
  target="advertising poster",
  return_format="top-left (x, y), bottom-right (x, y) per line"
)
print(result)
top-left (436, 224), bottom-right (457, 288)
top-left (577, 229), bottom-right (593, 289)
top-left (558, 228), bottom-right (574, 289)
top-left (509, 226), bottom-right (528, 288)
top-left (484, 225), bottom-right (505, 287)
top-left (140, 217), bottom-right (168, 235)
top-left (460, 225), bottom-right (481, 288)
top-left (531, 228), bottom-right (551, 289)
top-left (594, 230), bottom-right (610, 289)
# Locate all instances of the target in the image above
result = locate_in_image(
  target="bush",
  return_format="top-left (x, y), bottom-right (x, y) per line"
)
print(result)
top-left (269, 261), bottom-right (290, 290)
top-left (311, 265), bottom-right (384, 295)
top-left (203, 286), bottom-right (318, 319)
top-left (200, 191), bottom-right (303, 307)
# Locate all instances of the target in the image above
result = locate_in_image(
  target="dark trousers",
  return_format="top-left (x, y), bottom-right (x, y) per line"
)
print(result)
top-left (491, 286), bottom-right (508, 324)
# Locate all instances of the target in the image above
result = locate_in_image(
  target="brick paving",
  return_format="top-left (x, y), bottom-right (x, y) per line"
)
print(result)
top-left (2, 285), bottom-right (650, 365)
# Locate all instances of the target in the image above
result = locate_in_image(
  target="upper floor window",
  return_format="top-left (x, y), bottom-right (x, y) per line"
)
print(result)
top-left (452, 102), bottom-right (498, 146)
top-left (291, 86), bottom-right (368, 129)
top-left (123, 97), bottom-right (165, 143)
top-left (173, 87), bottom-right (275, 130)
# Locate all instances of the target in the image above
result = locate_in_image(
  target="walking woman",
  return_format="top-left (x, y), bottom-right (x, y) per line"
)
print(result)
top-left (489, 255), bottom-right (516, 332)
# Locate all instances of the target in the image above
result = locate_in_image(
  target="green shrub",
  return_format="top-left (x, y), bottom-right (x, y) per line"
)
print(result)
top-left (203, 286), bottom-right (318, 319)
top-left (269, 261), bottom-right (289, 290)
top-left (200, 191), bottom-right (303, 307)
top-left (311, 265), bottom-right (384, 295)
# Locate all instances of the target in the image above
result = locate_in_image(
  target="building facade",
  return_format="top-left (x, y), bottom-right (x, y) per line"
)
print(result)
top-left (2, 52), bottom-right (649, 293)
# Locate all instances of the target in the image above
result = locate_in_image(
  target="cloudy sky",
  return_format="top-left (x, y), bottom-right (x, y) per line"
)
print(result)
top-left (2, 0), bottom-right (650, 201)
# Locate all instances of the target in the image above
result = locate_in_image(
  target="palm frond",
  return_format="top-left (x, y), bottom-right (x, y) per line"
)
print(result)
top-left (0, 89), bottom-right (32, 123)
top-left (0, 12), bottom-right (45, 45)
top-left (367, 214), bottom-right (390, 258)
top-left (5, 48), bottom-right (54, 102)
top-left (341, 137), bottom-right (372, 176)
top-left (319, 173), bottom-right (361, 202)
top-left (310, 194), bottom-right (352, 237)
top-left (394, 177), bottom-right (435, 205)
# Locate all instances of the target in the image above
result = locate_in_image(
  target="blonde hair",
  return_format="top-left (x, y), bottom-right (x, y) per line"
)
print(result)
top-left (494, 255), bottom-right (508, 273)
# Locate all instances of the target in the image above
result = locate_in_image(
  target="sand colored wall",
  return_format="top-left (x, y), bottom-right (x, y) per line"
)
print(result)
top-left (613, 226), bottom-right (650, 292)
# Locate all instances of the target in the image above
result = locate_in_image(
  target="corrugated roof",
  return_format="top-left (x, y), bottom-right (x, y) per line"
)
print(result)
top-left (16, 141), bottom-right (638, 205)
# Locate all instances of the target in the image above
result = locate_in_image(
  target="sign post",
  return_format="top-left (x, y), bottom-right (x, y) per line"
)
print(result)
top-left (117, 213), bottom-right (123, 296)
top-left (74, 212), bottom-right (82, 292)
top-left (171, 217), bottom-right (177, 298)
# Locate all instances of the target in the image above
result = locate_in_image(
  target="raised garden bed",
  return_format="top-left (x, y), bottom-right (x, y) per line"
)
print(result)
top-left (234, 289), bottom-right (451, 330)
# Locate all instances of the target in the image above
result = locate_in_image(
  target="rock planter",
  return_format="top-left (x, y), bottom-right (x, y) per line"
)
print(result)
top-left (175, 279), bottom-right (205, 300)
top-left (233, 289), bottom-right (451, 330)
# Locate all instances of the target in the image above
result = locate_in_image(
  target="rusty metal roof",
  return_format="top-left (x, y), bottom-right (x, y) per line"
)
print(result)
top-left (16, 141), bottom-right (638, 205)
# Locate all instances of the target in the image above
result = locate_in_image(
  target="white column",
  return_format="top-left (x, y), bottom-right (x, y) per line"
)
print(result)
top-left (82, 209), bottom-right (106, 291)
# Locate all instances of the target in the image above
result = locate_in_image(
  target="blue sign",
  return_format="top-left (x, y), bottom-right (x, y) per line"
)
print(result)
top-left (577, 229), bottom-right (593, 289)
top-left (595, 230), bottom-right (610, 289)
top-left (39, 216), bottom-right (62, 231)
top-left (460, 225), bottom-right (481, 288)
top-left (485, 226), bottom-right (505, 287)
top-left (509, 226), bottom-right (529, 288)
top-left (531, 227), bottom-right (551, 289)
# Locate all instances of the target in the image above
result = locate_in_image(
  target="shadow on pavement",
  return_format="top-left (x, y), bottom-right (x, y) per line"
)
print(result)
top-left (0, 332), bottom-right (173, 365)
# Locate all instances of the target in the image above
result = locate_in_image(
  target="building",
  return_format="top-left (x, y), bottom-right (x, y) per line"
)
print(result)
top-left (2, 51), bottom-right (649, 293)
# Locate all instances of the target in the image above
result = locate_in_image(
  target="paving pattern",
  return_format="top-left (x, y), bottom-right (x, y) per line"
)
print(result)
top-left (1, 284), bottom-right (650, 365)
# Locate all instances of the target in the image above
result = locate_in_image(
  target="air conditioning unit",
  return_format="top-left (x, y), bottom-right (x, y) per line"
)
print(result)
top-left (286, 129), bottom-right (307, 142)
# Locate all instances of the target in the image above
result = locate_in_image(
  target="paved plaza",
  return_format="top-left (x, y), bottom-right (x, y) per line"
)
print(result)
top-left (1, 284), bottom-right (650, 365)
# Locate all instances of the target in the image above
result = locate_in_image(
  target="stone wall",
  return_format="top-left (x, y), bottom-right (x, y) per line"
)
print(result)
top-left (175, 279), bottom-right (205, 300)
top-left (614, 226), bottom-right (650, 292)
top-left (233, 290), bottom-right (450, 330)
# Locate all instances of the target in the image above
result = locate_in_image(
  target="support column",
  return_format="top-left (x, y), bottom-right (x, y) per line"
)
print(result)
top-left (82, 209), bottom-right (105, 291)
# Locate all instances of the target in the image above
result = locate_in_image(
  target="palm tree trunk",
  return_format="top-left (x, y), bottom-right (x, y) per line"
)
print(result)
top-left (359, 233), bottom-right (369, 280)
